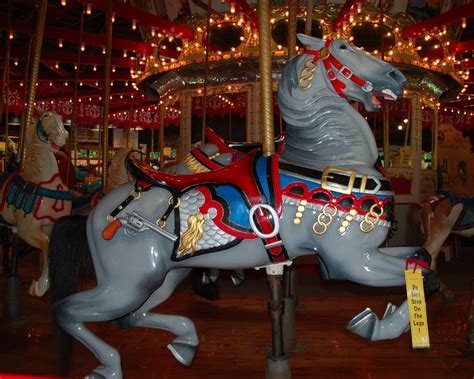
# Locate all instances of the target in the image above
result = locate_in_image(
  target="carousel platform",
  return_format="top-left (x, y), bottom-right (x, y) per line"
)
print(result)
top-left (0, 241), bottom-right (473, 379)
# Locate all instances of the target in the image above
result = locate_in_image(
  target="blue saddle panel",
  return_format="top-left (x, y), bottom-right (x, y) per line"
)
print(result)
top-left (207, 154), bottom-right (277, 232)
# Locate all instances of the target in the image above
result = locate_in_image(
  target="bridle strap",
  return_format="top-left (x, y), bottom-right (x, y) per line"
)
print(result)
top-left (303, 40), bottom-right (372, 98)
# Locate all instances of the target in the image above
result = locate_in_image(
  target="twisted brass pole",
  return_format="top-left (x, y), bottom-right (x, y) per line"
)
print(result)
top-left (20, 0), bottom-right (48, 169)
top-left (305, 0), bottom-right (314, 36)
top-left (201, 0), bottom-right (212, 144)
top-left (258, 0), bottom-right (274, 156)
top-left (288, 0), bottom-right (298, 59)
top-left (67, 5), bottom-right (85, 185)
top-left (17, 39), bottom-right (32, 165)
top-left (101, 0), bottom-right (113, 186)
top-left (159, 106), bottom-right (165, 170)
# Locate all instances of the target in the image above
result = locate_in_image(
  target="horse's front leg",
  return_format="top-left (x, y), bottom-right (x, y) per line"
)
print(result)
top-left (113, 268), bottom-right (199, 366)
top-left (28, 225), bottom-right (52, 297)
top-left (346, 249), bottom-right (440, 341)
top-left (28, 239), bottom-right (49, 297)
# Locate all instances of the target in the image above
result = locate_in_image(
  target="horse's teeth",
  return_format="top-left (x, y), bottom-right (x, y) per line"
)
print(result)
top-left (382, 88), bottom-right (397, 100)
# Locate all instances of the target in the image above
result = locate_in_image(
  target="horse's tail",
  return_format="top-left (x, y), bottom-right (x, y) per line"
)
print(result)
top-left (49, 215), bottom-right (90, 376)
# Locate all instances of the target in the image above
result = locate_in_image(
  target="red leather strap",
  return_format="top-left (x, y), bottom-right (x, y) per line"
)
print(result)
top-left (302, 40), bottom-right (370, 99)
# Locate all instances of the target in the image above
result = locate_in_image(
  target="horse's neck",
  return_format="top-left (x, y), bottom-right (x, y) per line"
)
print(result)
top-left (281, 70), bottom-right (379, 175)
top-left (103, 147), bottom-right (132, 194)
top-left (22, 126), bottom-right (59, 183)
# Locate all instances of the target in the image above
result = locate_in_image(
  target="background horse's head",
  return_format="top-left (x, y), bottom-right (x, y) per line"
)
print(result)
top-left (37, 111), bottom-right (69, 151)
top-left (283, 34), bottom-right (406, 112)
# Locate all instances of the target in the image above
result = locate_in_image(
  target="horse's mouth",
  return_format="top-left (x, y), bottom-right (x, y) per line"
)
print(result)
top-left (48, 139), bottom-right (60, 152)
top-left (371, 88), bottom-right (398, 107)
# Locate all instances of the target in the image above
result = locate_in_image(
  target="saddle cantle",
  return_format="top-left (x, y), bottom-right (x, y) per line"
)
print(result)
top-left (126, 150), bottom-right (287, 263)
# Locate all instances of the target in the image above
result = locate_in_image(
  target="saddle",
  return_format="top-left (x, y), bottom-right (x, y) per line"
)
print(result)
top-left (124, 150), bottom-right (287, 262)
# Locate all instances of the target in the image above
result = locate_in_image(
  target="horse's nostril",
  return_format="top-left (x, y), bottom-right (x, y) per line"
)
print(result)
top-left (388, 70), bottom-right (405, 83)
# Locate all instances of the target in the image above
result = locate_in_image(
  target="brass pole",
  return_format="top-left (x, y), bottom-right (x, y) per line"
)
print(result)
top-left (201, 0), bottom-right (212, 143)
top-left (150, 124), bottom-right (155, 161)
top-left (159, 106), bottom-right (165, 170)
top-left (305, 0), bottom-right (314, 36)
top-left (67, 5), bottom-right (85, 185)
top-left (383, 102), bottom-right (389, 167)
top-left (17, 39), bottom-right (32, 164)
top-left (259, 0), bottom-right (275, 156)
top-left (127, 104), bottom-right (132, 147)
top-left (2, 32), bottom-right (11, 167)
top-left (288, 0), bottom-right (298, 59)
top-left (2, 0), bottom-right (13, 167)
top-left (20, 0), bottom-right (48, 169)
top-left (432, 107), bottom-right (438, 173)
top-left (101, 0), bottom-right (113, 186)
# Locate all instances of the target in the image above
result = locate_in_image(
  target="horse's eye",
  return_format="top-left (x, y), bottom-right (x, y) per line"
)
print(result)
top-left (339, 44), bottom-right (347, 50)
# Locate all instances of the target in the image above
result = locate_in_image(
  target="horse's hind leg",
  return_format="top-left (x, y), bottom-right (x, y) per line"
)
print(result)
top-left (113, 268), bottom-right (199, 366)
top-left (54, 284), bottom-right (153, 379)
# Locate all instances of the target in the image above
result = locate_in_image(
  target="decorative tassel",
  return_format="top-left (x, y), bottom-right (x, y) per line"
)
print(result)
top-left (177, 213), bottom-right (205, 257)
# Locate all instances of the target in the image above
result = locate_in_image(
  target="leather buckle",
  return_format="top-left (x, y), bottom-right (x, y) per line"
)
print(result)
top-left (340, 66), bottom-right (353, 79)
top-left (321, 166), bottom-right (357, 195)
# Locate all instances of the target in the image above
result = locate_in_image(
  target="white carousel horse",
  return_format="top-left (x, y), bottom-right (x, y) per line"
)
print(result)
top-left (0, 111), bottom-right (70, 297)
top-left (0, 111), bottom-right (137, 296)
top-left (49, 35), bottom-right (462, 378)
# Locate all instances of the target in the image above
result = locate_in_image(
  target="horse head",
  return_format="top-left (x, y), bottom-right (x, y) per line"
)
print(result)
top-left (286, 34), bottom-right (406, 112)
top-left (37, 111), bottom-right (69, 152)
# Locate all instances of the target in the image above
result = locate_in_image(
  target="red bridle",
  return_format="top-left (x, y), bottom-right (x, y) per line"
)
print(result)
top-left (303, 40), bottom-right (373, 98)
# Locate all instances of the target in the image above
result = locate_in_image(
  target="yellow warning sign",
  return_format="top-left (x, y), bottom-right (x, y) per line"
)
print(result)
top-left (405, 268), bottom-right (430, 349)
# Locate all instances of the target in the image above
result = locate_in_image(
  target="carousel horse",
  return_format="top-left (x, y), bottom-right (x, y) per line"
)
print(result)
top-left (49, 35), bottom-right (462, 378)
top-left (0, 111), bottom-right (71, 297)
top-left (436, 190), bottom-right (474, 238)
top-left (0, 111), bottom-right (136, 296)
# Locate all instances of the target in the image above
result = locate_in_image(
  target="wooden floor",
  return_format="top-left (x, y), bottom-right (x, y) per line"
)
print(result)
top-left (0, 249), bottom-right (473, 379)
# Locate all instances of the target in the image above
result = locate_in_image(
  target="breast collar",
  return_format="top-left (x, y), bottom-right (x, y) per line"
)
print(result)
top-left (279, 160), bottom-right (393, 196)
top-left (303, 40), bottom-right (373, 98)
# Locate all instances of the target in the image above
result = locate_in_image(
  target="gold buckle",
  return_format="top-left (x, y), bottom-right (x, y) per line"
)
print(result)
top-left (321, 166), bottom-right (357, 195)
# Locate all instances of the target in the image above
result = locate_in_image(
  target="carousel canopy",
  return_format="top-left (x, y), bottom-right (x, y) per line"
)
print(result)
top-left (0, 0), bottom-right (473, 130)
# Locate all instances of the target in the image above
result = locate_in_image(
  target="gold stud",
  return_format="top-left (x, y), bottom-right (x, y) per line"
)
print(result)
top-left (342, 220), bottom-right (349, 227)
top-left (294, 199), bottom-right (307, 225)
top-left (339, 226), bottom-right (346, 234)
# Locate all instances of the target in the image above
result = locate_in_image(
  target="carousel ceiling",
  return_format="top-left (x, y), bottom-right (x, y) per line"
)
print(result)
top-left (0, 0), bottom-right (473, 129)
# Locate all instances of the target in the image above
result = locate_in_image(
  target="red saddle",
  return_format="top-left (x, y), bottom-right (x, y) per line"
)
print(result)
top-left (125, 150), bottom-right (287, 262)
top-left (128, 149), bottom-right (259, 194)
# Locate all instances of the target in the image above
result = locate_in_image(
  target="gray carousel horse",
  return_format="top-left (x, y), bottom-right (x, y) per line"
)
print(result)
top-left (49, 35), bottom-right (462, 379)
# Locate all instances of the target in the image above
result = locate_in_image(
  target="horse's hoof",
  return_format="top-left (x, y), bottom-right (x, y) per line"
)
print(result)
top-left (231, 273), bottom-right (244, 286)
top-left (84, 366), bottom-right (122, 379)
top-left (442, 290), bottom-right (457, 304)
top-left (383, 302), bottom-right (397, 319)
top-left (167, 342), bottom-right (197, 366)
top-left (85, 373), bottom-right (106, 379)
top-left (28, 280), bottom-right (48, 297)
top-left (346, 307), bottom-right (377, 340)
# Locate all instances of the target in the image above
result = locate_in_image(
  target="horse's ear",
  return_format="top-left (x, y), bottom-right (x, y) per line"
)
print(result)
top-left (297, 33), bottom-right (326, 50)
top-left (35, 104), bottom-right (44, 114)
